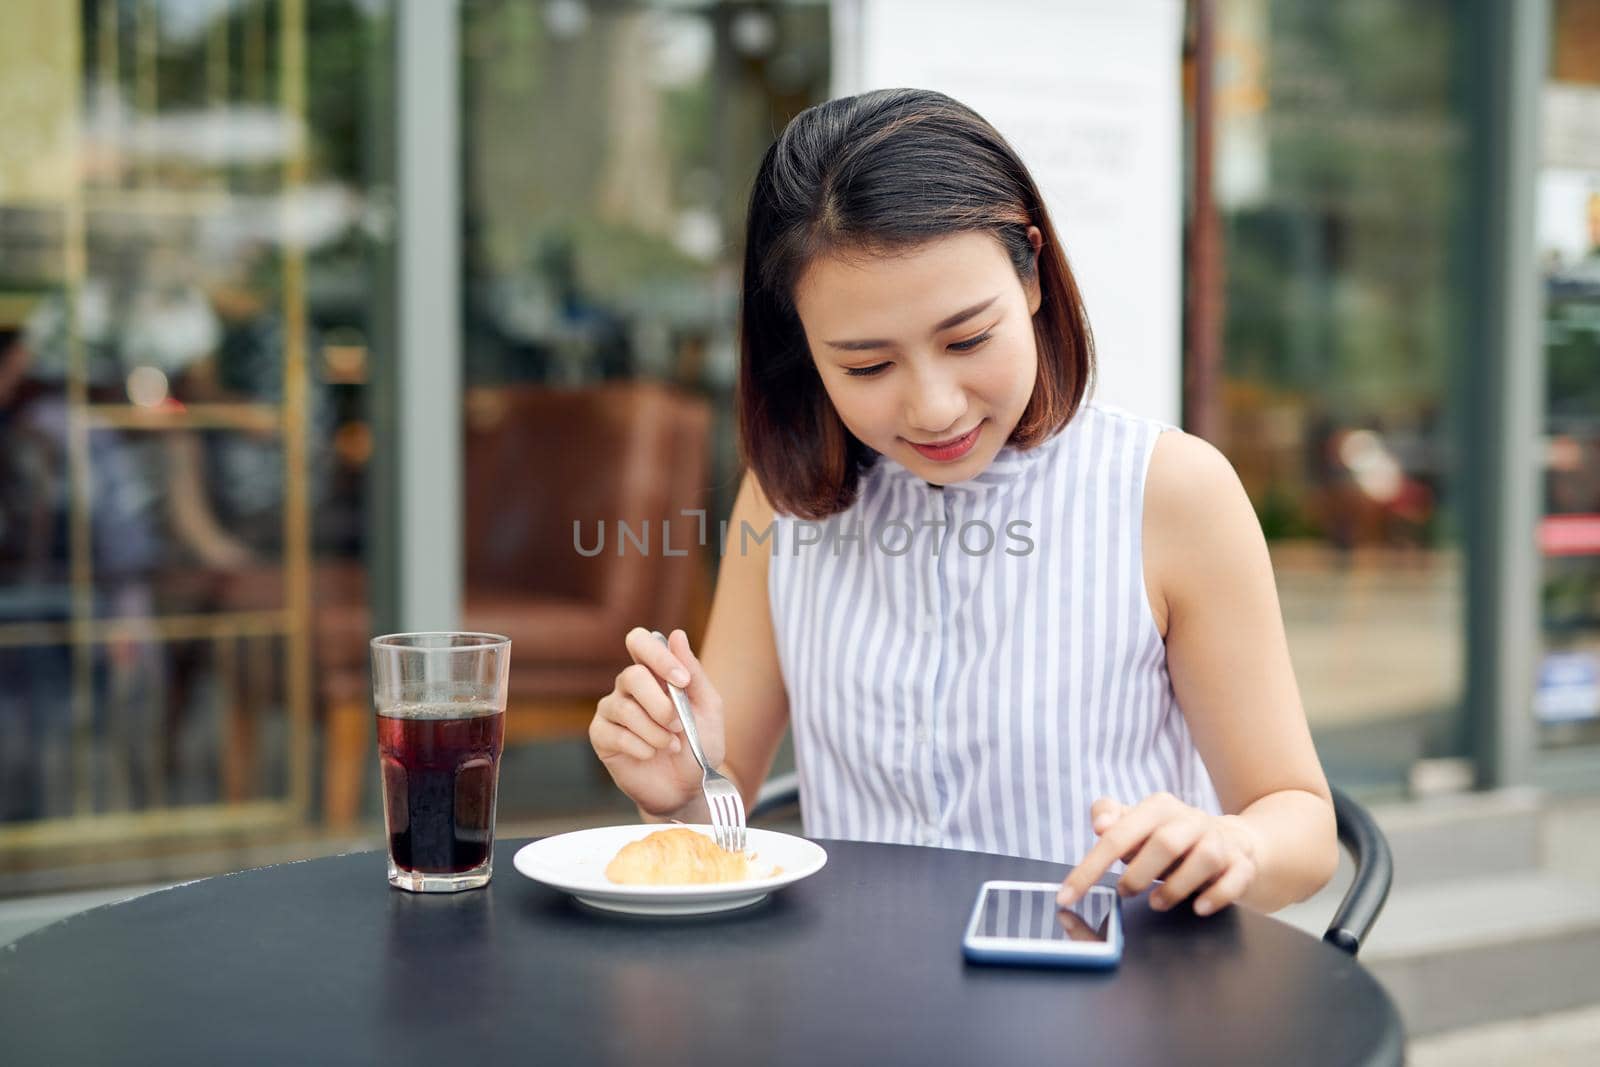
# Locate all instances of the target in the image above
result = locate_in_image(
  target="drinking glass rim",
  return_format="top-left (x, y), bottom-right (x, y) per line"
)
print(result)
top-left (370, 631), bottom-right (511, 651)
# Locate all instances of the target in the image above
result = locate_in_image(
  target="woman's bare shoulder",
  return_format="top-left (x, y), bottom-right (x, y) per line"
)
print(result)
top-left (1143, 430), bottom-right (1263, 637)
top-left (737, 468), bottom-right (778, 526)
top-left (1146, 430), bottom-right (1243, 511)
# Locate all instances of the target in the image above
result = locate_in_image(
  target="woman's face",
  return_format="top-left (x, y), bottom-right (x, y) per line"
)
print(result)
top-left (793, 228), bottom-right (1042, 485)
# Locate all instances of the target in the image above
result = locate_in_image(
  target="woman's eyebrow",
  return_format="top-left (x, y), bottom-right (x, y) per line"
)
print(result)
top-left (823, 295), bottom-right (999, 351)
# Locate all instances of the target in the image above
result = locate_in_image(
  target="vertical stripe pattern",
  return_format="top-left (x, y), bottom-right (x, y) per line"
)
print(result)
top-left (768, 402), bottom-right (1222, 865)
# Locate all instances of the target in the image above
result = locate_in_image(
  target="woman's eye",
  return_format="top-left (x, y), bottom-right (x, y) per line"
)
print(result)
top-left (845, 363), bottom-right (890, 378)
top-left (948, 331), bottom-right (993, 353)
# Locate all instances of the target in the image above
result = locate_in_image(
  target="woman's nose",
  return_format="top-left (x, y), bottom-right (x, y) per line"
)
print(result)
top-left (904, 375), bottom-right (968, 437)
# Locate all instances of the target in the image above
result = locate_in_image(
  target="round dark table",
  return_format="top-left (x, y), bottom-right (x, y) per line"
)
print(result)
top-left (0, 838), bottom-right (1403, 1066)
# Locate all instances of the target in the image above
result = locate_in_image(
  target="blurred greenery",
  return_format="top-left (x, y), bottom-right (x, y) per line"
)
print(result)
top-left (1222, 0), bottom-right (1466, 550)
top-left (1548, 288), bottom-right (1600, 422)
top-left (143, 0), bottom-right (379, 186)
top-left (460, 0), bottom-right (828, 384)
top-left (1224, 0), bottom-right (1463, 416)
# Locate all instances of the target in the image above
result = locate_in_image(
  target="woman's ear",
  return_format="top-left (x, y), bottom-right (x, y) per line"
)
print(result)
top-left (1025, 225), bottom-right (1044, 315)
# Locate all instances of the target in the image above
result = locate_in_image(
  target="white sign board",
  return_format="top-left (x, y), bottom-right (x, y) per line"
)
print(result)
top-left (1545, 84), bottom-right (1600, 172)
top-left (832, 0), bottom-right (1185, 425)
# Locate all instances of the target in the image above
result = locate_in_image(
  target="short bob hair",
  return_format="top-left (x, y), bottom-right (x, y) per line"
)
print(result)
top-left (737, 87), bottom-right (1095, 520)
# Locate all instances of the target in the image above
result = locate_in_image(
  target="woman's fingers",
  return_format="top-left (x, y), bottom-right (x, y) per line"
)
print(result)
top-left (1090, 797), bottom-right (1126, 833)
top-left (589, 715), bottom-right (656, 762)
top-left (624, 626), bottom-right (691, 688)
top-left (616, 664), bottom-right (683, 733)
top-left (1059, 793), bottom-right (1186, 905)
top-left (1117, 816), bottom-right (1210, 897)
top-left (1147, 829), bottom-right (1231, 911)
top-left (1193, 859), bottom-right (1255, 916)
top-left (668, 628), bottom-right (717, 711)
top-left (1060, 801), bottom-right (1163, 904)
top-left (597, 692), bottom-right (681, 756)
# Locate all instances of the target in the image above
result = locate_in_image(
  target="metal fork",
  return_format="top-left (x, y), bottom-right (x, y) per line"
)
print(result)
top-left (651, 630), bottom-right (746, 853)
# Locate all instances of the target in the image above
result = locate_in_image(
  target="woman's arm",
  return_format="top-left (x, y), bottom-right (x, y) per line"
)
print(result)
top-left (1060, 430), bottom-right (1338, 914)
top-left (700, 470), bottom-right (792, 811)
top-left (1149, 429), bottom-right (1337, 909)
top-left (640, 469), bottom-right (791, 823)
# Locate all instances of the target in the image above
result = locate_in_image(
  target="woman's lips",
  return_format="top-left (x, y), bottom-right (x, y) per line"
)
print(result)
top-left (908, 422), bottom-right (982, 462)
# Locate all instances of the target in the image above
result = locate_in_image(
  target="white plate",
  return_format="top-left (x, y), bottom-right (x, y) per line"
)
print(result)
top-left (513, 825), bottom-right (828, 916)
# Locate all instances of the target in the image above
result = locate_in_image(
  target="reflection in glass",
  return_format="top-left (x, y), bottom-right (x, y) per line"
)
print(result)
top-left (1535, 0), bottom-right (1600, 751)
top-left (1215, 0), bottom-right (1469, 791)
top-left (0, 0), bottom-right (389, 870)
top-left (977, 887), bottom-right (1113, 943)
top-left (440, 1), bottom-right (829, 785)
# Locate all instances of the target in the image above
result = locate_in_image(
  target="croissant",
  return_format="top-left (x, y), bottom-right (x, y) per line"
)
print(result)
top-left (605, 827), bottom-right (751, 885)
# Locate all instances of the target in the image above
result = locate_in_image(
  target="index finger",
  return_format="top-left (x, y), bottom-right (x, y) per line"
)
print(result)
top-left (1058, 802), bottom-right (1166, 904)
top-left (624, 626), bottom-right (691, 687)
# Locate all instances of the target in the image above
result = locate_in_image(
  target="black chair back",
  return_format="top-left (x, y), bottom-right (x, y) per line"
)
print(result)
top-left (1324, 784), bottom-right (1394, 956)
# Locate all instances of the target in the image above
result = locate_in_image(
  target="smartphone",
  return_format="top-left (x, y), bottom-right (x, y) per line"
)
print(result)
top-left (962, 880), bottom-right (1123, 969)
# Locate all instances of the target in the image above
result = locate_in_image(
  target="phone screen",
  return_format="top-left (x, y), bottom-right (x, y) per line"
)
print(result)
top-left (975, 887), bottom-right (1115, 944)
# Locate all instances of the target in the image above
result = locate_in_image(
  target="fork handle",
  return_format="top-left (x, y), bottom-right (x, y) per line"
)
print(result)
top-left (651, 631), bottom-right (711, 772)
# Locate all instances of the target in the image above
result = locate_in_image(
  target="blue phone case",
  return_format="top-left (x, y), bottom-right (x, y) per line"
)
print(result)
top-left (961, 940), bottom-right (1123, 969)
top-left (961, 881), bottom-right (1123, 969)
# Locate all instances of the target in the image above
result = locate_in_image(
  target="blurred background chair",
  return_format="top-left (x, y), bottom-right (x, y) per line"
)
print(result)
top-left (751, 776), bottom-right (1393, 956)
top-left (319, 380), bottom-right (713, 826)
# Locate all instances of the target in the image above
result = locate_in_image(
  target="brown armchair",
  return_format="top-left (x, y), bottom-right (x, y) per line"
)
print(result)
top-left (321, 380), bottom-right (714, 826)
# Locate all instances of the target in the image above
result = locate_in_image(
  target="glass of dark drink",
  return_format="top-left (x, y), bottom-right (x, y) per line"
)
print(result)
top-left (370, 632), bottom-right (510, 892)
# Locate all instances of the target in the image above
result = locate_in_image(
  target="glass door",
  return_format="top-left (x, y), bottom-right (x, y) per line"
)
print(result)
top-left (0, 0), bottom-right (390, 872)
top-left (1534, 0), bottom-right (1600, 769)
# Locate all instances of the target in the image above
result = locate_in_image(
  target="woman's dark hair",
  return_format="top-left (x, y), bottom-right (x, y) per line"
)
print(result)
top-left (737, 87), bottom-right (1095, 519)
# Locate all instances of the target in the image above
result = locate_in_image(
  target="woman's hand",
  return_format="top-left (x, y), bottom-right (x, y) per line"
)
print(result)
top-left (1057, 792), bottom-right (1265, 917)
top-left (589, 627), bottom-right (727, 820)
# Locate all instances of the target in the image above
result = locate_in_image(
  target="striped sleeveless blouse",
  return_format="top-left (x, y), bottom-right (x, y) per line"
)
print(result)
top-left (767, 401), bottom-right (1222, 866)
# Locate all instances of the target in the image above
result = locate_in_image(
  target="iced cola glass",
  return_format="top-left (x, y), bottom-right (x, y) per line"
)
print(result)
top-left (370, 632), bottom-right (510, 892)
